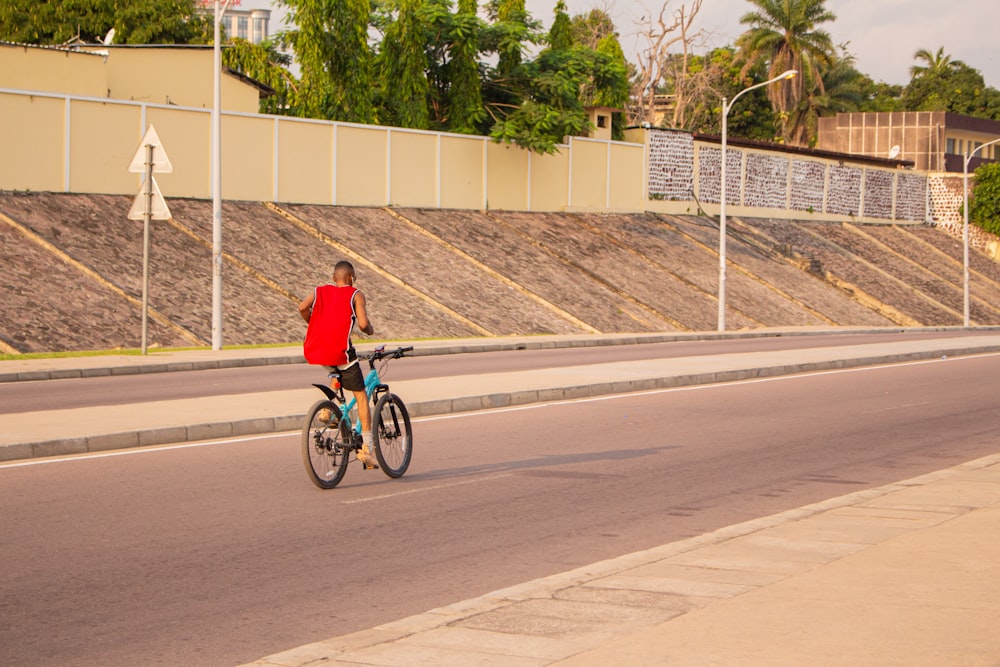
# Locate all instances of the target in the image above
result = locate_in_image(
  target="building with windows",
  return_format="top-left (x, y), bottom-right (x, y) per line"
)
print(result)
top-left (218, 7), bottom-right (271, 44)
top-left (816, 111), bottom-right (1000, 173)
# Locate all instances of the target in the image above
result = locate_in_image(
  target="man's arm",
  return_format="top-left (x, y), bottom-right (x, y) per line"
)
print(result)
top-left (354, 291), bottom-right (374, 335)
top-left (298, 293), bottom-right (315, 323)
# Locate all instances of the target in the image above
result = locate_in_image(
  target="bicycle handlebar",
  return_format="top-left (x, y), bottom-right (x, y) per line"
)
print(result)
top-left (365, 345), bottom-right (414, 362)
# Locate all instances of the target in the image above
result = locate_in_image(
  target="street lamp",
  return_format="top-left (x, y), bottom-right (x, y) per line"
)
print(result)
top-left (211, 0), bottom-right (232, 351)
top-left (717, 69), bottom-right (797, 331)
top-left (962, 137), bottom-right (1000, 327)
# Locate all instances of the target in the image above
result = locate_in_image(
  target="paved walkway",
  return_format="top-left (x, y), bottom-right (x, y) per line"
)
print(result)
top-left (3, 328), bottom-right (1000, 665)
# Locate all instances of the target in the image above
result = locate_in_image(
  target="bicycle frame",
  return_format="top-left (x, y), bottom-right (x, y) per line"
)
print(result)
top-left (303, 344), bottom-right (413, 488)
top-left (311, 358), bottom-right (389, 437)
top-left (338, 368), bottom-right (385, 437)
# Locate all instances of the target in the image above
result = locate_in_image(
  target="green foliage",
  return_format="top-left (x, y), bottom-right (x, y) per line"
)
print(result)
top-left (490, 41), bottom-right (626, 153)
top-left (569, 9), bottom-right (616, 49)
top-left (677, 48), bottom-right (781, 141)
top-left (0, 0), bottom-right (210, 45)
top-left (546, 0), bottom-right (573, 52)
top-left (856, 79), bottom-right (905, 112)
top-left (280, 0), bottom-right (375, 123)
top-left (376, 0), bottom-right (431, 129)
top-left (736, 0), bottom-right (837, 142)
top-left (904, 53), bottom-right (1000, 120)
top-left (445, 0), bottom-right (486, 133)
top-left (787, 47), bottom-right (866, 145)
top-left (970, 163), bottom-right (1000, 235)
top-left (592, 34), bottom-right (629, 140)
top-left (222, 39), bottom-right (297, 115)
top-left (487, 0), bottom-right (535, 78)
top-left (487, 0), bottom-right (627, 154)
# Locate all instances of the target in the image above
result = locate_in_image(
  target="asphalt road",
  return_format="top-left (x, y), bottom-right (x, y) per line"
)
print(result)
top-left (0, 330), bottom-right (985, 413)
top-left (3, 349), bottom-right (999, 666)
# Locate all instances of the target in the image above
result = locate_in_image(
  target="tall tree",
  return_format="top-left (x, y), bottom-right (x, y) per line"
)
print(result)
top-left (630, 0), bottom-right (708, 129)
top-left (281, 0), bottom-right (375, 123)
top-left (479, 0), bottom-right (541, 128)
top-left (547, 0), bottom-right (573, 51)
top-left (446, 0), bottom-right (486, 133)
top-left (786, 47), bottom-right (866, 145)
top-left (491, 0), bottom-right (531, 78)
top-left (570, 7), bottom-right (615, 49)
top-left (0, 0), bottom-right (210, 44)
top-left (736, 0), bottom-right (836, 142)
top-left (909, 46), bottom-right (961, 80)
top-left (903, 47), bottom-right (1000, 119)
top-left (489, 1), bottom-right (627, 153)
top-left (581, 33), bottom-right (629, 140)
top-left (377, 0), bottom-right (431, 129)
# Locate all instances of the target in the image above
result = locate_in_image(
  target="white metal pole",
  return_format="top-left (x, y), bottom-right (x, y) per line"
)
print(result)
top-left (718, 97), bottom-right (728, 332)
top-left (142, 143), bottom-right (153, 355)
top-left (963, 153), bottom-right (971, 327)
top-left (211, 0), bottom-right (231, 350)
top-left (716, 70), bottom-right (797, 332)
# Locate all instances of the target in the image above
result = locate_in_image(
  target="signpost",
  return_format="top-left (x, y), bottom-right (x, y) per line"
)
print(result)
top-left (128, 125), bottom-right (173, 354)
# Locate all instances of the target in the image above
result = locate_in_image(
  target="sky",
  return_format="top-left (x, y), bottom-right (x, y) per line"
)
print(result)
top-left (244, 0), bottom-right (999, 89)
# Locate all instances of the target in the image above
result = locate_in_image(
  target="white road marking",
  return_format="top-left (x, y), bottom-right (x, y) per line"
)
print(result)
top-left (341, 473), bottom-right (514, 504)
top-left (1, 352), bottom-right (992, 469)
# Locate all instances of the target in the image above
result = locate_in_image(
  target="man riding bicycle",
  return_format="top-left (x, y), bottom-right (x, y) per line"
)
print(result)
top-left (299, 260), bottom-right (377, 468)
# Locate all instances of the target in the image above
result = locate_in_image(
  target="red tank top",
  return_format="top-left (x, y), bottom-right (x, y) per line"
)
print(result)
top-left (303, 284), bottom-right (359, 366)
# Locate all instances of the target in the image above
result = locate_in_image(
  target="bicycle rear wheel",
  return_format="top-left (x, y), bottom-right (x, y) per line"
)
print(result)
top-left (372, 393), bottom-right (412, 478)
top-left (301, 400), bottom-right (350, 489)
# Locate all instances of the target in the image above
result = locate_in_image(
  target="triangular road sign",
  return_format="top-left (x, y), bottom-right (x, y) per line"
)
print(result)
top-left (128, 176), bottom-right (172, 221)
top-left (128, 125), bottom-right (174, 174)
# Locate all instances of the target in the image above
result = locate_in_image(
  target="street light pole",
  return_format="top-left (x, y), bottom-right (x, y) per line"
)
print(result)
top-left (212, 0), bottom-right (232, 351)
top-left (718, 69), bottom-right (797, 331)
top-left (962, 137), bottom-right (1000, 326)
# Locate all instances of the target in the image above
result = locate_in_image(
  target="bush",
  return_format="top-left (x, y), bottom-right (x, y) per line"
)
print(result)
top-left (971, 163), bottom-right (1000, 235)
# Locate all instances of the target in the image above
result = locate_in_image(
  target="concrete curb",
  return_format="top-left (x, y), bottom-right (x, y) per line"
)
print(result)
top-left (3, 326), bottom-right (988, 383)
top-left (241, 452), bottom-right (1000, 666)
top-left (9, 341), bottom-right (1000, 463)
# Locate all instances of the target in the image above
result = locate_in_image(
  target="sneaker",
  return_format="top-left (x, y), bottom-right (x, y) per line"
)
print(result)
top-left (316, 408), bottom-right (332, 424)
top-left (358, 445), bottom-right (379, 470)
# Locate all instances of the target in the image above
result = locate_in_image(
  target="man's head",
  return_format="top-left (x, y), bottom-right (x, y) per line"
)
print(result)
top-left (333, 260), bottom-right (355, 286)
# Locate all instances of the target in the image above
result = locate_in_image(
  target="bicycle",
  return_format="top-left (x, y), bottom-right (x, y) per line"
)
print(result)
top-left (301, 345), bottom-right (414, 489)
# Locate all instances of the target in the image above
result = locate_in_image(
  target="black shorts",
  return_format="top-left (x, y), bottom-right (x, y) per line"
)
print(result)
top-left (326, 361), bottom-right (365, 392)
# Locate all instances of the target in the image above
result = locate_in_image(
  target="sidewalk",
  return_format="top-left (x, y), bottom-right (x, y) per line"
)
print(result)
top-left (245, 453), bottom-right (1000, 667)
top-left (4, 328), bottom-right (1000, 462)
top-left (3, 329), bottom-right (1000, 666)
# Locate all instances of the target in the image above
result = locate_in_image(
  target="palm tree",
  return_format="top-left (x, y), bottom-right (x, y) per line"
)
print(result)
top-left (786, 48), bottom-right (865, 145)
top-left (736, 0), bottom-right (836, 142)
top-left (910, 46), bottom-right (963, 79)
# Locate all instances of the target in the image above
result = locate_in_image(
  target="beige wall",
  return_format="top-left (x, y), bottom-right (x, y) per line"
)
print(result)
top-left (87, 47), bottom-right (260, 112)
top-left (440, 135), bottom-right (486, 210)
top-left (2, 43), bottom-right (261, 113)
top-left (608, 142), bottom-right (645, 210)
top-left (0, 93), bottom-right (65, 191)
top-left (277, 118), bottom-right (333, 204)
top-left (69, 99), bottom-right (140, 194)
top-left (336, 125), bottom-right (389, 206)
top-left (0, 45), bottom-right (107, 97)
top-left (529, 150), bottom-right (570, 212)
top-left (486, 142), bottom-right (529, 210)
top-left (388, 129), bottom-right (437, 207)
top-left (0, 87), bottom-right (933, 222)
top-left (144, 106), bottom-right (211, 198)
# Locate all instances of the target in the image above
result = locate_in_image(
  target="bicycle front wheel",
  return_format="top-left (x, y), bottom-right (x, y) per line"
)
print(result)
top-left (372, 393), bottom-right (412, 478)
top-left (301, 400), bottom-right (349, 489)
